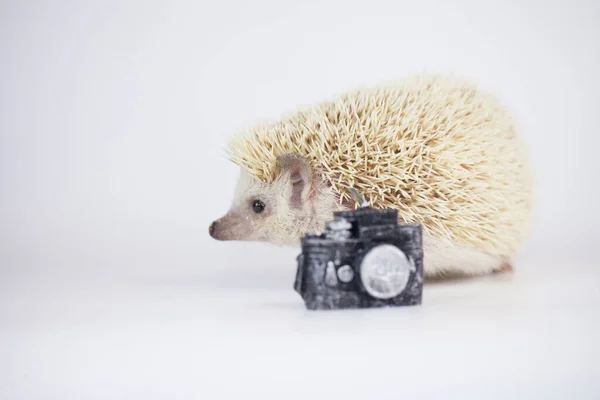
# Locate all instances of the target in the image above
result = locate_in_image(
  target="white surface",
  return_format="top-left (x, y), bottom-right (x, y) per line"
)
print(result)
top-left (2, 0), bottom-right (600, 398)
top-left (2, 252), bottom-right (600, 399)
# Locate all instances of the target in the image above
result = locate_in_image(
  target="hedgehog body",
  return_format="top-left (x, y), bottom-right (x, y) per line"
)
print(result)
top-left (210, 74), bottom-right (535, 277)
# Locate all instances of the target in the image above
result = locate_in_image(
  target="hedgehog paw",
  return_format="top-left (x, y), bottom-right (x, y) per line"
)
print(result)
top-left (493, 263), bottom-right (513, 274)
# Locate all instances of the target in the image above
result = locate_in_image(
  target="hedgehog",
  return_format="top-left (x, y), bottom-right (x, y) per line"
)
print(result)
top-left (208, 73), bottom-right (535, 278)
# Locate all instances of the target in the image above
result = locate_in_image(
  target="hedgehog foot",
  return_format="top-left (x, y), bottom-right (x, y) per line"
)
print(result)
top-left (493, 263), bottom-right (513, 274)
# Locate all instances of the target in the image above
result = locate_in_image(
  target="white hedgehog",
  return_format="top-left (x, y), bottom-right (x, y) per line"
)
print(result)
top-left (209, 74), bottom-right (535, 277)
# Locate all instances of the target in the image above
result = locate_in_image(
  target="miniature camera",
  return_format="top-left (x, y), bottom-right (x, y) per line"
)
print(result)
top-left (293, 189), bottom-right (424, 310)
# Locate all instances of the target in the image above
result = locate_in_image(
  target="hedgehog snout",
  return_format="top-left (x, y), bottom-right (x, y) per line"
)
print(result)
top-left (209, 214), bottom-right (246, 241)
top-left (209, 220), bottom-right (217, 237)
top-left (209, 219), bottom-right (226, 240)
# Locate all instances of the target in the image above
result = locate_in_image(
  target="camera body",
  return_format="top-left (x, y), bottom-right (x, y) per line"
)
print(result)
top-left (294, 205), bottom-right (424, 310)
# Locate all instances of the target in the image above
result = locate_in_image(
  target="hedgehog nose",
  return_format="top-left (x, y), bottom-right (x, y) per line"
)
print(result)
top-left (209, 220), bottom-right (217, 237)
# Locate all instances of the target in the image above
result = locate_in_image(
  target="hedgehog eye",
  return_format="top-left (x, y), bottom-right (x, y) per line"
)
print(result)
top-left (251, 199), bottom-right (265, 214)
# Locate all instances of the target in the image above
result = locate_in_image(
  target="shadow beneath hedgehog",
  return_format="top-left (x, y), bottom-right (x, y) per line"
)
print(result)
top-left (424, 267), bottom-right (514, 286)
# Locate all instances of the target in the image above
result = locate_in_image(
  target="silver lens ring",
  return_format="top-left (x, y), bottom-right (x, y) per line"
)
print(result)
top-left (359, 244), bottom-right (412, 299)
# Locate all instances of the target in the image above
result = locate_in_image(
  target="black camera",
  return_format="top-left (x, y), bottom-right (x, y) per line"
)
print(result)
top-left (293, 189), bottom-right (424, 310)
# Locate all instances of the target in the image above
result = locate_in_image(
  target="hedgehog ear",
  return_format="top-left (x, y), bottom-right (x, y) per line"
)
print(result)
top-left (275, 153), bottom-right (313, 208)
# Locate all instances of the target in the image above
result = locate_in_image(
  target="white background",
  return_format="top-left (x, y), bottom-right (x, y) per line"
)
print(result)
top-left (1, 0), bottom-right (599, 399)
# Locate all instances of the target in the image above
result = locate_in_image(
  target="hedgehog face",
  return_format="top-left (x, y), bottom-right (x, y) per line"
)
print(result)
top-left (209, 153), bottom-right (342, 245)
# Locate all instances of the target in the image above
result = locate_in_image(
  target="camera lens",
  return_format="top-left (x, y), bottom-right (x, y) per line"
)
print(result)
top-left (359, 244), bottom-right (413, 299)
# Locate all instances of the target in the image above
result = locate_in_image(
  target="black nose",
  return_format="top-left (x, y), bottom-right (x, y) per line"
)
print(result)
top-left (209, 220), bottom-right (217, 237)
